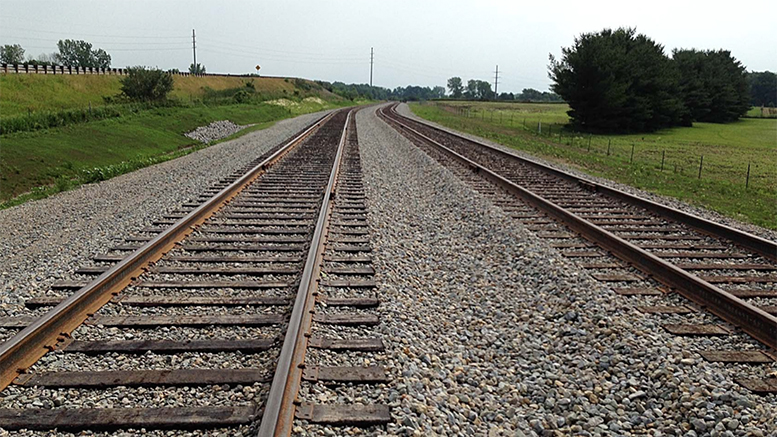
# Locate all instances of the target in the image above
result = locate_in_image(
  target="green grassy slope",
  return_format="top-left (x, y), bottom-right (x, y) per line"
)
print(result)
top-left (0, 74), bottom-right (339, 117)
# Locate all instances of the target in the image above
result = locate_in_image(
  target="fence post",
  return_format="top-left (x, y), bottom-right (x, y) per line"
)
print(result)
top-left (538, 120), bottom-right (542, 135)
top-left (588, 135), bottom-right (591, 152)
top-left (607, 139), bottom-right (611, 156)
top-left (630, 144), bottom-right (635, 163)
top-left (698, 155), bottom-right (703, 179)
top-left (746, 162), bottom-right (751, 189)
top-left (661, 150), bottom-right (665, 171)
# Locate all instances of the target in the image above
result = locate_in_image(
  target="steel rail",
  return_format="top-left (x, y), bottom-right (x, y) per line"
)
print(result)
top-left (0, 110), bottom-right (339, 391)
top-left (379, 104), bottom-right (777, 350)
top-left (386, 104), bottom-right (777, 263)
top-left (257, 110), bottom-right (353, 436)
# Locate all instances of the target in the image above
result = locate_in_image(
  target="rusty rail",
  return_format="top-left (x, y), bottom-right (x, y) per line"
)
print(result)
top-left (257, 110), bottom-right (353, 436)
top-left (380, 103), bottom-right (777, 350)
top-left (0, 110), bottom-right (339, 390)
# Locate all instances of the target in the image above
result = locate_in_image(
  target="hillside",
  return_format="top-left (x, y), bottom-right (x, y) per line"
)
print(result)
top-left (0, 74), bottom-right (341, 117)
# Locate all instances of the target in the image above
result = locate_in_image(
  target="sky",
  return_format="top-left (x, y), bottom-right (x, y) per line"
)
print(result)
top-left (2, 0), bottom-right (775, 94)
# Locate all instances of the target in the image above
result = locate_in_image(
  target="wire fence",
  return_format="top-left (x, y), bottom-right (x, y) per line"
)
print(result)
top-left (430, 103), bottom-right (775, 193)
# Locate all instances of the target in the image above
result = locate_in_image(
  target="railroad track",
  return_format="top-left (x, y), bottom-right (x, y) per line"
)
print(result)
top-left (0, 107), bottom-right (390, 434)
top-left (379, 103), bottom-right (777, 394)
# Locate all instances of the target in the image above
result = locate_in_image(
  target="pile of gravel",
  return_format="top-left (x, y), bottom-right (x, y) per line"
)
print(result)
top-left (184, 120), bottom-right (245, 143)
top-left (352, 105), bottom-right (775, 435)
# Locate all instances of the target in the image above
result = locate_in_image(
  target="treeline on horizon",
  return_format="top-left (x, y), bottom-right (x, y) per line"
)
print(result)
top-left (315, 79), bottom-right (563, 103)
top-left (549, 27), bottom-right (777, 133)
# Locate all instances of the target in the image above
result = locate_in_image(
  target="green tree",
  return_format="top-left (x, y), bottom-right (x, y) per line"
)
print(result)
top-left (447, 77), bottom-right (463, 98)
top-left (475, 80), bottom-right (493, 100)
top-left (120, 66), bottom-right (174, 101)
top-left (674, 49), bottom-right (749, 123)
top-left (0, 44), bottom-right (25, 64)
top-left (189, 63), bottom-right (206, 75)
top-left (56, 39), bottom-right (111, 68)
top-left (748, 71), bottom-right (776, 107)
top-left (549, 28), bottom-right (683, 133)
top-left (432, 86), bottom-right (446, 99)
top-left (465, 80), bottom-right (478, 99)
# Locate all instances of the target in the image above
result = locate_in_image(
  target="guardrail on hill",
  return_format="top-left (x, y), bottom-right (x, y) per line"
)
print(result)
top-left (0, 64), bottom-right (282, 78)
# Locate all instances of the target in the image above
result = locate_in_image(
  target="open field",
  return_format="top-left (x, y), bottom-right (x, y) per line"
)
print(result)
top-left (411, 101), bottom-right (777, 229)
top-left (0, 98), bottom-right (357, 206)
top-left (0, 74), bottom-right (336, 117)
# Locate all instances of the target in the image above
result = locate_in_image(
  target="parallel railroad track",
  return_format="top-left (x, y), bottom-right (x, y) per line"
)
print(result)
top-left (379, 103), bottom-right (777, 394)
top-left (0, 107), bottom-right (391, 434)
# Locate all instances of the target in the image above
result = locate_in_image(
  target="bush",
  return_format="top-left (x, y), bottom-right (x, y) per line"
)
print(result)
top-left (233, 89), bottom-right (252, 103)
top-left (120, 66), bottom-right (174, 101)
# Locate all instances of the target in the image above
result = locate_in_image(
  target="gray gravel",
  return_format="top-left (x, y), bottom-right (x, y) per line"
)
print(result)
top-left (347, 104), bottom-right (776, 435)
top-left (184, 120), bottom-right (246, 143)
top-left (0, 109), bottom-right (330, 319)
top-left (396, 103), bottom-right (777, 243)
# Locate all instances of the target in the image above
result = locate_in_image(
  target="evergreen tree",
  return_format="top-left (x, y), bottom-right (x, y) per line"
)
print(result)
top-left (674, 49), bottom-right (750, 123)
top-left (549, 28), bottom-right (683, 132)
top-left (748, 71), bottom-right (776, 107)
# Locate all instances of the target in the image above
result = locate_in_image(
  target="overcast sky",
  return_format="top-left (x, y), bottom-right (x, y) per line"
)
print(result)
top-left (2, 0), bottom-right (775, 94)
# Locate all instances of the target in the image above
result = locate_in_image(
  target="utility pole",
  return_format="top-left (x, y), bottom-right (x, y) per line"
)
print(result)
top-left (493, 65), bottom-right (500, 100)
top-left (192, 29), bottom-right (197, 73)
top-left (369, 47), bottom-right (374, 87)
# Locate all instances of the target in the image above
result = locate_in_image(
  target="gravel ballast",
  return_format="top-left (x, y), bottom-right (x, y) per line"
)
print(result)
top-left (348, 105), bottom-right (776, 435)
top-left (0, 109), bottom-right (329, 319)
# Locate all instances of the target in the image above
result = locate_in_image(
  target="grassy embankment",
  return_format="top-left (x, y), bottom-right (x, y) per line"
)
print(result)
top-left (0, 74), bottom-right (361, 207)
top-left (411, 101), bottom-right (777, 229)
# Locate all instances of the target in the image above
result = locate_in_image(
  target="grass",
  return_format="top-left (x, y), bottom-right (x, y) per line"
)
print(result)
top-left (0, 98), bottom-right (355, 207)
top-left (0, 74), bottom-right (339, 117)
top-left (411, 101), bottom-right (777, 229)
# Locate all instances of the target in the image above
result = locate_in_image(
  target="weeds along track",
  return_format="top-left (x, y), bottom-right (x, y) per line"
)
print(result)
top-left (379, 103), bottom-right (777, 395)
top-left (0, 107), bottom-right (390, 434)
